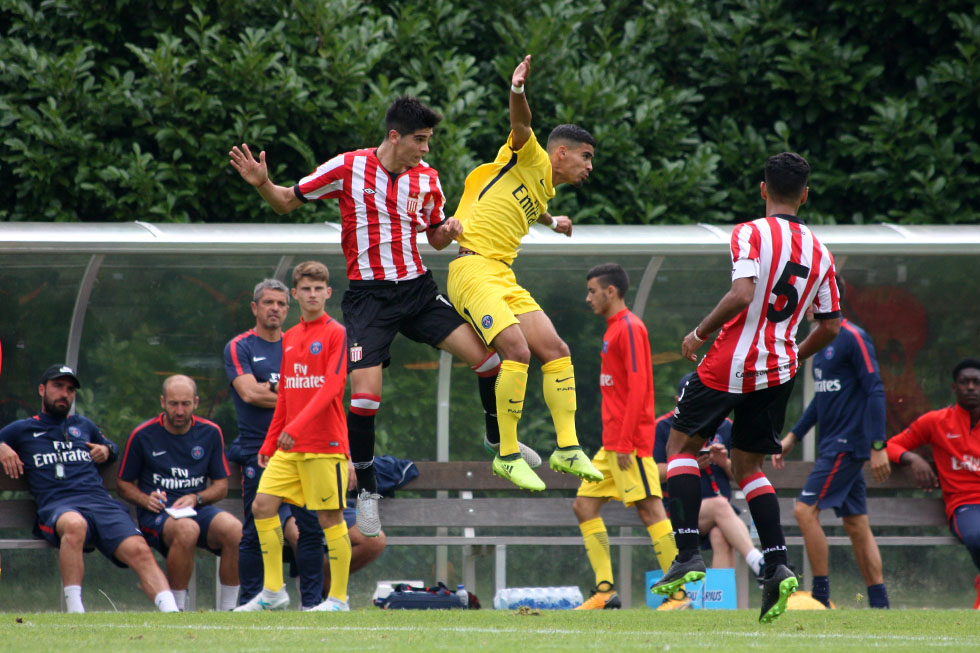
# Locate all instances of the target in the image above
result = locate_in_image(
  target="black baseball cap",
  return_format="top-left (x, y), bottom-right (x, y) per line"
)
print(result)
top-left (40, 364), bottom-right (81, 388)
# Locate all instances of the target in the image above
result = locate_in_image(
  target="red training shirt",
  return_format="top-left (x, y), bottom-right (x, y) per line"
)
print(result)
top-left (887, 404), bottom-right (980, 518)
top-left (600, 308), bottom-right (656, 457)
top-left (260, 313), bottom-right (348, 457)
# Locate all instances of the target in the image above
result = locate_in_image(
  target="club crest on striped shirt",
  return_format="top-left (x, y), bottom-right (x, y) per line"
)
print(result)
top-left (349, 344), bottom-right (363, 363)
top-left (406, 193), bottom-right (420, 214)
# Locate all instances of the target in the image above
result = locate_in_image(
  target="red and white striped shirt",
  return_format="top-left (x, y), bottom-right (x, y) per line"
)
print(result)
top-left (697, 214), bottom-right (839, 394)
top-left (294, 148), bottom-right (446, 281)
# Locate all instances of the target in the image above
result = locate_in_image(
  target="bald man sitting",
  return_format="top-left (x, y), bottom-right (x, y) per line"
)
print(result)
top-left (117, 375), bottom-right (243, 611)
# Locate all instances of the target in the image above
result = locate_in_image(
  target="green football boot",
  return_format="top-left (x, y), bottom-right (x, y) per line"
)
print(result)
top-left (549, 446), bottom-right (602, 482)
top-left (492, 453), bottom-right (546, 491)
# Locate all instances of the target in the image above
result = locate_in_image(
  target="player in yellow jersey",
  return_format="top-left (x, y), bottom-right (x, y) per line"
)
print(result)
top-left (447, 55), bottom-right (602, 490)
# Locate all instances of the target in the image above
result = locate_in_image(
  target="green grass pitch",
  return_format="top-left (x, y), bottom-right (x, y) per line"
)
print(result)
top-left (0, 609), bottom-right (978, 652)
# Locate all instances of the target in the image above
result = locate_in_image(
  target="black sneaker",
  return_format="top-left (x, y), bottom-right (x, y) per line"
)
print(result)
top-left (759, 564), bottom-right (798, 623)
top-left (649, 553), bottom-right (706, 596)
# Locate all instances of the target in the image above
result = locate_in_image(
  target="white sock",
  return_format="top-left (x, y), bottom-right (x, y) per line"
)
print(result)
top-left (261, 585), bottom-right (285, 600)
top-left (219, 584), bottom-right (240, 611)
top-left (64, 585), bottom-right (84, 613)
top-left (746, 548), bottom-right (764, 576)
top-left (155, 590), bottom-right (180, 613)
top-left (171, 589), bottom-right (187, 611)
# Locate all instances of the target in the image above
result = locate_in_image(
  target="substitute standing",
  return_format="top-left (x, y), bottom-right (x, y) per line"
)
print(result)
top-left (572, 263), bottom-right (677, 610)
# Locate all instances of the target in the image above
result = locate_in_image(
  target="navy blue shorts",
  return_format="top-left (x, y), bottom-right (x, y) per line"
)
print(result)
top-left (950, 504), bottom-right (980, 572)
top-left (341, 271), bottom-right (465, 370)
top-left (797, 451), bottom-right (868, 517)
top-left (138, 504), bottom-right (225, 556)
top-left (672, 372), bottom-right (796, 455)
top-left (343, 506), bottom-right (356, 529)
top-left (35, 494), bottom-right (142, 568)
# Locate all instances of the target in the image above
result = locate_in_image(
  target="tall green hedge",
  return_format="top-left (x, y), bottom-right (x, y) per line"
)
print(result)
top-left (2, 0), bottom-right (978, 225)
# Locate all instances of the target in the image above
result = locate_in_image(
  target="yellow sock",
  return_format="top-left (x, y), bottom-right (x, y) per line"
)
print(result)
top-left (649, 519), bottom-right (678, 573)
top-left (324, 521), bottom-right (352, 602)
top-left (255, 515), bottom-right (285, 592)
top-left (495, 360), bottom-right (528, 457)
top-left (542, 357), bottom-right (578, 448)
top-left (579, 517), bottom-right (613, 587)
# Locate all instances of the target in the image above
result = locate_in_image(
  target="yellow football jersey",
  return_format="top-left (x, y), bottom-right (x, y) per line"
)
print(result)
top-left (454, 129), bottom-right (555, 265)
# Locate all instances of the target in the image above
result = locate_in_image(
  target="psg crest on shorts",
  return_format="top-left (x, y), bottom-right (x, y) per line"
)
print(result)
top-left (310, 341), bottom-right (322, 355)
top-left (191, 445), bottom-right (204, 460)
top-left (245, 466), bottom-right (256, 479)
top-left (349, 345), bottom-right (363, 363)
top-left (482, 315), bottom-right (493, 329)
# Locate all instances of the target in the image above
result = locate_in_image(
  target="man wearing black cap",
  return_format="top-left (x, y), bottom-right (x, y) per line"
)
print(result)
top-left (0, 364), bottom-right (179, 613)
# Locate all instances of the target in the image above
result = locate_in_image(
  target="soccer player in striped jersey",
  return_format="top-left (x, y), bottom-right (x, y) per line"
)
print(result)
top-left (229, 98), bottom-right (538, 538)
top-left (573, 264), bottom-right (676, 609)
top-left (447, 55), bottom-right (602, 491)
top-left (772, 277), bottom-right (890, 609)
top-left (886, 358), bottom-right (980, 610)
top-left (650, 152), bottom-right (842, 623)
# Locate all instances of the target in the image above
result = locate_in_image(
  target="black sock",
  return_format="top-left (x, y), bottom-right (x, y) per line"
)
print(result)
top-left (745, 491), bottom-right (787, 575)
top-left (348, 411), bottom-right (378, 494)
top-left (479, 373), bottom-right (500, 445)
top-left (665, 463), bottom-right (703, 559)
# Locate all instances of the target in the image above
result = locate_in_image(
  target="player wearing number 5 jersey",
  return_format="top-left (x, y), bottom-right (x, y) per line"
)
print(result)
top-left (651, 152), bottom-right (841, 624)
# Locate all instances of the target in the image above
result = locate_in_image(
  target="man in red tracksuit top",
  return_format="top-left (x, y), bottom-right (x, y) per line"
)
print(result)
top-left (572, 263), bottom-right (678, 610)
top-left (886, 357), bottom-right (980, 609)
top-left (234, 261), bottom-right (351, 613)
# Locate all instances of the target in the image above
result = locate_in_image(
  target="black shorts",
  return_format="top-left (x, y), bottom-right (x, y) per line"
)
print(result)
top-left (341, 271), bottom-right (465, 370)
top-left (672, 372), bottom-right (796, 455)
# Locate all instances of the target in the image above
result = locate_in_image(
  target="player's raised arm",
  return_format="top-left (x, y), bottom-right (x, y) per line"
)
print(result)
top-left (509, 55), bottom-right (532, 151)
top-left (228, 143), bottom-right (303, 215)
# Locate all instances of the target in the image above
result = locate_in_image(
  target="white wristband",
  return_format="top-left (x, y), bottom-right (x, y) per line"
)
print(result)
top-left (511, 84), bottom-right (525, 94)
top-left (690, 327), bottom-right (705, 343)
top-left (548, 218), bottom-right (561, 231)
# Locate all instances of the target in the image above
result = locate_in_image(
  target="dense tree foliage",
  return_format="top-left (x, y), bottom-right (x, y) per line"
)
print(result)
top-left (2, 0), bottom-right (978, 225)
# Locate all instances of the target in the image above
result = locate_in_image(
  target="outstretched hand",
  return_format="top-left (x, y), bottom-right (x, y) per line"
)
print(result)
top-left (512, 55), bottom-right (531, 88)
top-left (229, 143), bottom-right (269, 188)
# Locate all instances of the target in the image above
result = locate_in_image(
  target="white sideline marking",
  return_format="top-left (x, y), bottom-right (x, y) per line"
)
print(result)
top-left (28, 622), bottom-right (980, 646)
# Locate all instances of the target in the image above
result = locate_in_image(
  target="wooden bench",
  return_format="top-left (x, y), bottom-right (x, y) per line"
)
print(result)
top-left (1, 459), bottom-right (953, 610)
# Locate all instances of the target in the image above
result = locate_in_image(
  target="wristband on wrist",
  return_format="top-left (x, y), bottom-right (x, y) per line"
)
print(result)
top-left (256, 179), bottom-right (269, 189)
top-left (548, 218), bottom-right (560, 231)
top-left (691, 327), bottom-right (705, 343)
top-left (511, 84), bottom-right (525, 94)
top-left (871, 439), bottom-right (887, 451)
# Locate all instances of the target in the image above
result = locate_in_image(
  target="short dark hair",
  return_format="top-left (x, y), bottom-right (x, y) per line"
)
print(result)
top-left (547, 124), bottom-right (596, 150)
top-left (586, 263), bottom-right (629, 299)
top-left (764, 152), bottom-right (810, 203)
top-left (952, 358), bottom-right (980, 381)
top-left (385, 96), bottom-right (441, 135)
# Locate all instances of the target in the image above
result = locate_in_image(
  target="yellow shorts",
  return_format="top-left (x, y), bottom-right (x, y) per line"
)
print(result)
top-left (257, 451), bottom-right (348, 512)
top-left (576, 447), bottom-right (663, 507)
top-left (447, 254), bottom-right (541, 346)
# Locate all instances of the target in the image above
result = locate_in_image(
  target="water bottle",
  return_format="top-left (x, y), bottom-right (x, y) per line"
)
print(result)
top-left (455, 584), bottom-right (469, 609)
top-left (493, 586), bottom-right (585, 609)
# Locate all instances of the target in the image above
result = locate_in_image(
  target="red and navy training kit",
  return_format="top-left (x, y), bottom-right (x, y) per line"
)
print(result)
top-left (791, 319), bottom-right (885, 517)
top-left (118, 415), bottom-right (230, 556)
top-left (224, 329), bottom-right (324, 607)
top-left (888, 404), bottom-right (980, 573)
top-left (0, 413), bottom-right (140, 566)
